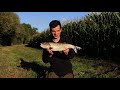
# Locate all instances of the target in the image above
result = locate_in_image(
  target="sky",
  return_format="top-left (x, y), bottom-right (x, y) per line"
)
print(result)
top-left (16, 12), bottom-right (90, 33)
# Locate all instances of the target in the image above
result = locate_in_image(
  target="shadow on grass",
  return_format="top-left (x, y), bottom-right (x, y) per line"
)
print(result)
top-left (17, 58), bottom-right (50, 78)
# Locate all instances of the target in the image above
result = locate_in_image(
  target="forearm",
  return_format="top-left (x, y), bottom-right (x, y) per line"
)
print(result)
top-left (42, 49), bottom-right (53, 63)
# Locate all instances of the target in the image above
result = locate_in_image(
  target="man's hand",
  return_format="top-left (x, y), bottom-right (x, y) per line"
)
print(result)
top-left (63, 48), bottom-right (69, 55)
top-left (46, 48), bottom-right (54, 57)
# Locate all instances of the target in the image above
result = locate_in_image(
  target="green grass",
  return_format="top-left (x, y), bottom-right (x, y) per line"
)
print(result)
top-left (0, 44), bottom-right (48, 78)
top-left (1, 44), bottom-right (120, 78)
top-left (72, 56), bottom-right (120, 78)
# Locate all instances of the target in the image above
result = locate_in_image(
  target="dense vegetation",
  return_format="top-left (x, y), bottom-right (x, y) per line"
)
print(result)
top-left (0, 12), bottom-right (38, 46)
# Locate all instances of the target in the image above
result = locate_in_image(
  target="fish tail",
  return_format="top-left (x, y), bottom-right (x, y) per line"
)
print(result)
top-left (76, 46), bottom-right (82, 50)
top-left (74, 46), bottom-right (82, 53)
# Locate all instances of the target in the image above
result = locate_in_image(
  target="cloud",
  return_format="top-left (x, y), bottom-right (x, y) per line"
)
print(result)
top-left (31, 18), bottom-right (46, 25)
top-left (60, 18), bottom-right (71, 25)
top-left (61, 18), bottom-right (68, 22)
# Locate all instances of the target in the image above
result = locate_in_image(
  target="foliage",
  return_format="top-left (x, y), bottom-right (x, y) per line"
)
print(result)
top-left (27, 29), bottom-right (50, 48)
top-left (0, 12), bottom-right (39, 46)
top-left (0, 12), bottom-right (22, 45)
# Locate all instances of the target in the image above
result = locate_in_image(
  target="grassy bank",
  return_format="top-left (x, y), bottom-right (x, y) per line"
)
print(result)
top-left (1, 45), bottom-right (120, 78)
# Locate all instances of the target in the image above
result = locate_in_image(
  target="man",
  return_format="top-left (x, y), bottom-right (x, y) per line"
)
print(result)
top-left (42, 20), bottom-right (75, 78)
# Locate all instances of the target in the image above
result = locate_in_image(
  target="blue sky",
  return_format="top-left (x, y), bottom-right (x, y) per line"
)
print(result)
top-left (16, 12), bottom-right (90, 32)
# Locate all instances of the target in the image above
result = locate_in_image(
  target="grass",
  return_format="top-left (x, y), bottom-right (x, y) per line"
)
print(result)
top-left (0, 44), bottom-right (49, 78)
top-left (1, 44), bottom-right (120, 78)
top-left (72, 56), bottom-right (120, 78)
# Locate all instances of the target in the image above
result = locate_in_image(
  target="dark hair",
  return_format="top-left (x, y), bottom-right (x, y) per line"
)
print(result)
top-left (49, 20), bottom-right (61, 31)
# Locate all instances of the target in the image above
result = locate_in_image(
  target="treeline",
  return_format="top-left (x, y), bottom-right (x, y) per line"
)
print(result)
top-left (0, 12), bottom-right (38, 46)
top-left (27, 28), bottom-right (50, 48)
top-left (28, 12), bottom-right (120, 60)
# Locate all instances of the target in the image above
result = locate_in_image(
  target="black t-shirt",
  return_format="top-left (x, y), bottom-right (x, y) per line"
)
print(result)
top-left (42, 35), bottom-right (75, 76)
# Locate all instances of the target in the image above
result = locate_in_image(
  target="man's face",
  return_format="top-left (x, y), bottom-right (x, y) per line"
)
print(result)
top-left (51, 25), bottom-right (62, 39)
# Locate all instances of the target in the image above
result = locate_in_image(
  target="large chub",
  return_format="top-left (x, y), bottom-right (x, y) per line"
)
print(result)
top-left (40, 42), bottom-right (82, 54)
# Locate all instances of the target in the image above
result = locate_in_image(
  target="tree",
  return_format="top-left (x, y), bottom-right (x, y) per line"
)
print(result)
top-left (21, 23), bottom-right (39, 44)
top-left (0, 12), bottom-right (24, 45)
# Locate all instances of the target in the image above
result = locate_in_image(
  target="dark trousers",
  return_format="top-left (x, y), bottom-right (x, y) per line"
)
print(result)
top-left (46, 72), bottom-right (74, 78)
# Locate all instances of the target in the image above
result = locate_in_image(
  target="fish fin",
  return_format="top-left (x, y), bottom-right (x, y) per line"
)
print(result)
top-left (76, 46), bottom-right (82, 50)
top-left (49, 47), bottom-right (53, 49)
top-left (73, 48), bottom-right (77, 53)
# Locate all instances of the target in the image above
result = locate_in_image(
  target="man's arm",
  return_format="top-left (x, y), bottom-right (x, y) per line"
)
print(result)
top-left (42, 48), bottom-right (53, 63)
top-left (62, 35), bottom-right (75, 59)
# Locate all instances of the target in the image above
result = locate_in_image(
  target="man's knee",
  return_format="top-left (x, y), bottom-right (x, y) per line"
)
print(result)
top-left (46, 72), bottom-right (59, 78)
top-left (63, 73), bottom-right (74, 78)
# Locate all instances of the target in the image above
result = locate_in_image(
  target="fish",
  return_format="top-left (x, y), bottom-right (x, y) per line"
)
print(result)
top-left (40, 42), bottom-right (82, 53)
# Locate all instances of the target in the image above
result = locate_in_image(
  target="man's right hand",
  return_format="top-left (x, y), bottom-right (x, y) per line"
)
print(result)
top-left (46, 48), bottom-right (53, 57)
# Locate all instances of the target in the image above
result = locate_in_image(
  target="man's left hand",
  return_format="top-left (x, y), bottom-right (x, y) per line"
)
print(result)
top-left (63, 48), bottom-right (69, 55)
